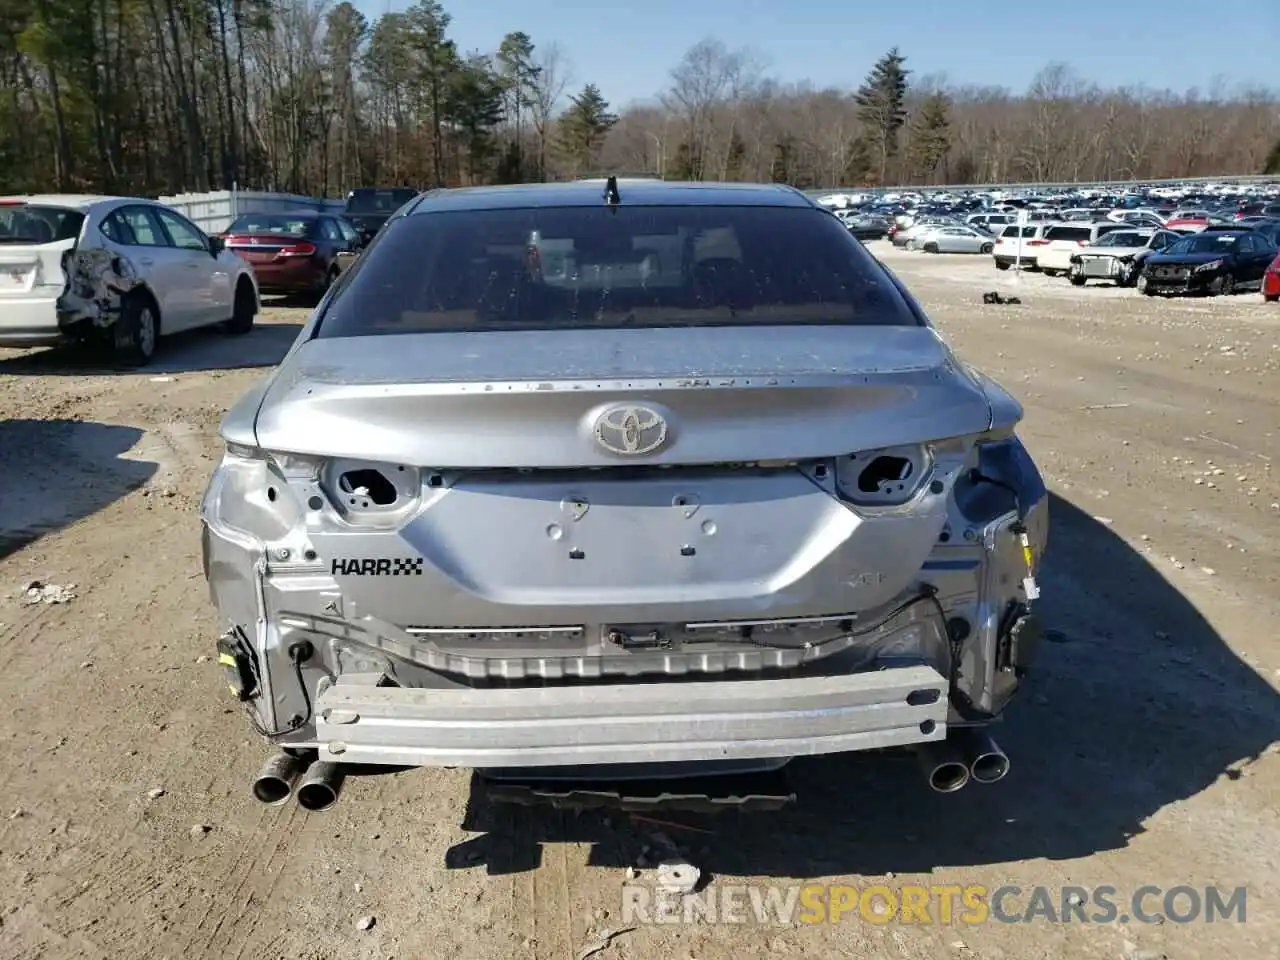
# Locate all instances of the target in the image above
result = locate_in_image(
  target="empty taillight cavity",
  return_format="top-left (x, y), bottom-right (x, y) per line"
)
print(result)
top-left (338, 469), bottom-right (397, 506)
top-left (857, 455), bottom-right (914, 494)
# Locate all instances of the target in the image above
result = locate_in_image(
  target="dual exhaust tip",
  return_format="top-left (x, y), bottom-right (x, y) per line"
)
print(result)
top-left (917, 728), bottom-right (1009, 794)
top-left (254, 732), bottom-right (1006, 807)
top-left (252, 752), bottom-right (345, 811)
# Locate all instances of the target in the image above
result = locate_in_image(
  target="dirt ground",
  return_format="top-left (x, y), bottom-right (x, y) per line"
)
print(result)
top-left (1, 246), bottom-right (1278, 960)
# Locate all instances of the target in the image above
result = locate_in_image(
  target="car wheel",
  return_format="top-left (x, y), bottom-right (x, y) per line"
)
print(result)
top-left (1069, 272), bottom-right (1086, 287)
top-left (981, 243), bottom-right (994, 254)
top-left (1212, 273), bottom-right (1235, 296)
top-left (112, 295), bottom-right (158, 367)
top-left (312, 266), bottom-right (339, 305)
top-left (995, 261), bottom-right (1010, 271)
top-left (1138, 275), bottom-right (1157, 296)
top-left (1265, 293), bottom-right (1279, 303)
top-left (222, 280), bottom-right (257, 335)
top-left (923, 242), bottom-right (939, 254)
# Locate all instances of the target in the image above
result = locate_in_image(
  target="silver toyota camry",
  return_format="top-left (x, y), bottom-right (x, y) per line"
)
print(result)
top-left (200, 178), bottom-right (1049, 812)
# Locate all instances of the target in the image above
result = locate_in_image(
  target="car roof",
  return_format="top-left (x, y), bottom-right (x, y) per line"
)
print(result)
top-left (0, 194), bottom-right (127, 209)
top-left (233, 209), bottom-right (325, 219)
top-left (406, 180), bottom-right (817, 214)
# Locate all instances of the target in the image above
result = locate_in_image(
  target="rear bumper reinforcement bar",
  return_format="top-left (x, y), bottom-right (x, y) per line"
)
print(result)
top-left (308, 664), bottom-right (949, 768)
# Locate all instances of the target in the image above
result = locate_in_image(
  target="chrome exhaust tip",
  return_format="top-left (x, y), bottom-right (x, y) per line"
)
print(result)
top-left (252, 751), bottom-right (308, 806)
top-left (296, 761), bottom-right (345, 812)
top-left (959, 729), bottom-right (1010, 784)
top-left (916, 740), bottom-right (971, 793)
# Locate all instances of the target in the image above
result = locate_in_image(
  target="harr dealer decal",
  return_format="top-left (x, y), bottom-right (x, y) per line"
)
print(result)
top-left (331, 557), bottom-right (424, 576)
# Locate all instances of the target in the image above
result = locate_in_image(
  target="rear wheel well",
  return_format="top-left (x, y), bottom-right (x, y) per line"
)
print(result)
top-left (124, 286), bottom-right (161, 331)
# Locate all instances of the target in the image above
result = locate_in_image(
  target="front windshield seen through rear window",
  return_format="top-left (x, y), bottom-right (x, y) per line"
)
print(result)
top-left (227, 214), bottom-right (312, 237)
top-left (345, 190), bottom-right (417, 215)
top-left (317, 204), bottom-right (920, 336)
top-left (0, 204), bottom-right (85, 244)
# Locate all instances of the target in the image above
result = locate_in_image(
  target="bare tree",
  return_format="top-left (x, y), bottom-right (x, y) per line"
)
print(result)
top-left (528, 41), bottom-right (571, 180)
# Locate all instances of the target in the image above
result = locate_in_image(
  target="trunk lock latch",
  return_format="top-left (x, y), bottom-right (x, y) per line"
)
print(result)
top-left (606, 628), bottom-right (672, 650)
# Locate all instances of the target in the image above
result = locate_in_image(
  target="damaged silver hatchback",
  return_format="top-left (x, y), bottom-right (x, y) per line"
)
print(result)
top-left (200, 179), bottom-right (1049, 812)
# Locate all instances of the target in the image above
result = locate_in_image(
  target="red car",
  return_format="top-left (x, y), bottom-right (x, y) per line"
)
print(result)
top-left (219, 211), bottom-right (362, 302)
top-left (1264, 250), bottom-right (1280, 303)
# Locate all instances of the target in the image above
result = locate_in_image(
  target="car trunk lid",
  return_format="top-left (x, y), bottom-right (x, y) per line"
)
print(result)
top-left (0, 202), bottom-right (84, 299)
top-left (253, 325), bottom-right (995, 468)
top-left (0, 240), bottom-right (74, 298)
top-left (223, 233), bottom-right (313, 263)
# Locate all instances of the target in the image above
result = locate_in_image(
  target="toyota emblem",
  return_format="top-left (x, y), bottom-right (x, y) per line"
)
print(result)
top-left (593, 405), bottom-right (669, 456)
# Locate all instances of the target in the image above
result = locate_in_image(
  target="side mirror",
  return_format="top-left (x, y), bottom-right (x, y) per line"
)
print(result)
top-left (208, 235), bottom-right (225, 256)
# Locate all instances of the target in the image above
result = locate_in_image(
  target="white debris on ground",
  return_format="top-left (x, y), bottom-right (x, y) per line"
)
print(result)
top-left (22, 580), bottom-right (77, 605)
top-left (655, 858), bottom-right (701, 894)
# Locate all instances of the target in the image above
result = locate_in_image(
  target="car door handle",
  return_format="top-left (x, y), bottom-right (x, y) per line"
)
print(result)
top-left (185, 261), bottom-right (201, 269)
top-left (139, 257), bottom-right (154, 266)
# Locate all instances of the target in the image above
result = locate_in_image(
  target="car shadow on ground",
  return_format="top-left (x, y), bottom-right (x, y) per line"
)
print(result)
top-left (0, 420), bottom-right (156, 561)
top-left (444, 491), bottom-right (1280, 876)
top-left (0, 321), bottom-right (302, 376)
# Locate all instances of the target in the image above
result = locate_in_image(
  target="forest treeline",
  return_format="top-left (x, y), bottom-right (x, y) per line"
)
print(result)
top-left (2, 0), bottom-right (1279, 197)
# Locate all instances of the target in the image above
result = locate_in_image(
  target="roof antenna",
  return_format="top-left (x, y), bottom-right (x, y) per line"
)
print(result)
top-left (603, 175), bottom-right (621, 208)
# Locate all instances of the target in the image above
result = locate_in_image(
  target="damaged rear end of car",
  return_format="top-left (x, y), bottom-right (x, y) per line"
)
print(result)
top-left (200, 182), bottom-right (1048, 811)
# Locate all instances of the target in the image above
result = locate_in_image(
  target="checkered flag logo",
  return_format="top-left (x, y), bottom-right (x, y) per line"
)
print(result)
top-left (393, 557), bottom-right (424, 576)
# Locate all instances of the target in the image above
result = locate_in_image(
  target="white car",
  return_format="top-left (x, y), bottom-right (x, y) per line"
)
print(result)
top-left (992, 222), bottom-right (1052, 271)
top-left (1034, 221), bottom-right (1134, 276)
top-left (0, 195), bottom-right (260, 366)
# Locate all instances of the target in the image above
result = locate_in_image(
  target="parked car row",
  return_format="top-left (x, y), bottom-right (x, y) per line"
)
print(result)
top-left (999, 220), bottom-right (1280, 300)
top-left (0, 184), bottom-right (419, 366)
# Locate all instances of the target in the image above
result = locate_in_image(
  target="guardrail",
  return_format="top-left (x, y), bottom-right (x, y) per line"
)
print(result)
top-left (803, 174), bottom-right (1280, 196)
top-left (154, 174), bottom-right (1280, 231)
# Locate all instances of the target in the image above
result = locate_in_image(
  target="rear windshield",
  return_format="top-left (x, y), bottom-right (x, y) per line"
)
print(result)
top-left (1045, 225), bottom-right (1092, 242)
top-left (226, 214), bottom-right (314, 237)
top-left (345, 189), bottom-right (417, 215)
top-left (0, 204), bottom-right (85, 244)
top-left (317, 205), bottom-right (920, 336)
top-left (1001, 226), bottom-right (1037, 238)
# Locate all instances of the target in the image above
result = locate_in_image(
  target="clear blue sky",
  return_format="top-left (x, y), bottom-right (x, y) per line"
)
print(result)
top-left (357, 0), bottom-right (1278, 109)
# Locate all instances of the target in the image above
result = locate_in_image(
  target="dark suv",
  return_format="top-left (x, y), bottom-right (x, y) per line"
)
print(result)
top-left (342, 187), bottom-right (419, 243)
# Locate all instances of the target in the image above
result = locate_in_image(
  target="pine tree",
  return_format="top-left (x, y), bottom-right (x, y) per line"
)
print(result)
top-left (723, 131), bottom-right (747, 180)
top-left (1264, 138), bottom-right (1280, 175)
top-left (853, 47), bottom-right (910, 184)
top-left (496, 31), bottom-right (539, 177)
top-left (554, 84), bottom-right (616, 176)
top-left (906, 91), bottom-right (952, 183)
top-left (445, 55), bottom-right (506, 184)
top-left (668, 141), bottom-right (700, 180)
top-left (843, 137), bottom-right (874, 186)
